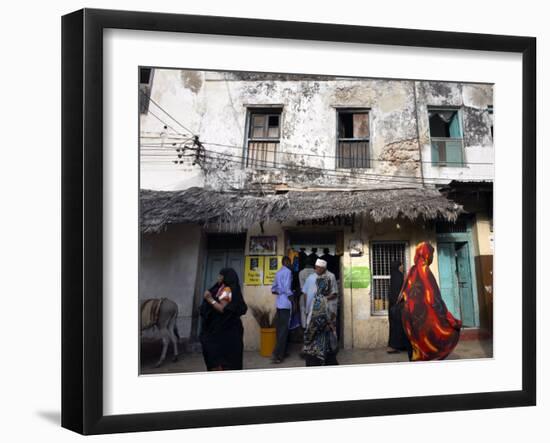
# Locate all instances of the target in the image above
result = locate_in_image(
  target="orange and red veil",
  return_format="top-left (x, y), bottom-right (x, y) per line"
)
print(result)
top-left (401, 242), bottom-right (462, 361)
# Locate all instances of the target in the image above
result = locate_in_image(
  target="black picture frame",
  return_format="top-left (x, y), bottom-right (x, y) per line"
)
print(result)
top-left (61, 8), bottom-right (536, 435)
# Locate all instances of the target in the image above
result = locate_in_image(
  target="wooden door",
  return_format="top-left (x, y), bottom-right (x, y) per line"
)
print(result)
top-left (437, 242), bottom-right (460, 319)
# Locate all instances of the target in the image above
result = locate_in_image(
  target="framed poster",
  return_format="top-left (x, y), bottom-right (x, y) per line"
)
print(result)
top-left (249, 236), bottom-right (278, 255)
top-left (62, 8), bottom-right (536, 435)
top-left (244, 256), bottom-right (264, 286)
top-left (263, 256), bottom-right (283, 285)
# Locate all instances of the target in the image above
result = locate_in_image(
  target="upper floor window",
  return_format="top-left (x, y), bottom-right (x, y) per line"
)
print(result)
top-left (337, 110), bottom-right (370, 168)
top-left (429, 109), bottom-right (465, 167)
top-left (139, 67), bottom-right (154, 114)
top-left (245, 109), bottom-right (281, 168)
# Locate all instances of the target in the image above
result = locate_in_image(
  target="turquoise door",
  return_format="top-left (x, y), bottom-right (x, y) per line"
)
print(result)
top-left (456, 242), bottom-right (475, 327)
top-left (226, 252), bottom-right (245, 285)
top-left (204, 252), bottom-right (226, 292)
top-left (437, 243), bottom-right (460, 318)
top-left (199, 250), bottom-right (245, 336)
top-left (203, 251), bottom-right (244, 293)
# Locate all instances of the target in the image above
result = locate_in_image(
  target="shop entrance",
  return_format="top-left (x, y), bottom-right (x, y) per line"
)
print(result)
top-left (287, 231), bottom-right (341, 278)
top-left (286, 230), bottom-right (344, 342)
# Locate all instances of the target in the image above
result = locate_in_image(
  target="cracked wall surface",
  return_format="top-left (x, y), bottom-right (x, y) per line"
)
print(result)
top-left (140, 70), bottom-right (493, 191)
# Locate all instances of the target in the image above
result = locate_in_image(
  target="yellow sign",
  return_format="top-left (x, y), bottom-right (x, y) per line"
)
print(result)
top-left (244, 256), bottom-right (264, 286)
top-left (263, 256), bottom-right (283, 286)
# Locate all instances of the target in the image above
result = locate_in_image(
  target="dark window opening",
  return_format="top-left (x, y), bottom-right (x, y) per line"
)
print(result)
top-left (429, 109), bottom-right (464, 167)
top-left (429, 110), bottom-right (461, 138)
top-left (139, 68), bottom-right (154, 115)
top-left (338, 113), bottom-right (354, 138)
top-left (140, 67), bottom-right (152, 85)
top-left (336, 110), bottom-right (370, 168)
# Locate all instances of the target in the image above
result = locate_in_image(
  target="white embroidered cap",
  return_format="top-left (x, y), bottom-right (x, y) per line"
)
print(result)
top-left (315, 259), bottom-right (328, 268)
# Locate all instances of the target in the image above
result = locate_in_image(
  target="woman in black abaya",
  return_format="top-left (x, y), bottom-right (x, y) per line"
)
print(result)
top-left (199, 268), bottom-right (248, 370)
top-left (387, 260), bottom-right (409, 353)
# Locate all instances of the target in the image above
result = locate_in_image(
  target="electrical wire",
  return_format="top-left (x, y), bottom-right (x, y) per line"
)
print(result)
top-left (199, 140), bottom-right (494, 166)
top-left (139, 89), bottom-right (197, 137)
top-left (177, 145), bottom-right (465, 186)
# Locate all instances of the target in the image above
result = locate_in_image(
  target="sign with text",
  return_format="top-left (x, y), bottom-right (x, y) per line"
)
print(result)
top-left (263, 256), bottom-right (283, 286)
top-left (244, 256), bottom-right (264, 286)
top-left (343, 266), bottom-right (371, 289)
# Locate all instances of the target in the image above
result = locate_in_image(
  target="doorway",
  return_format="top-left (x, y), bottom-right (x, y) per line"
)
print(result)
top-left (194, 233), bottom-right (246, 338)
top-left (202, 233), bottom-right (246, 292)
top-left (437, 241), bottom-right (477, 327)
top-left (287, 230), bottom-right (344, 342)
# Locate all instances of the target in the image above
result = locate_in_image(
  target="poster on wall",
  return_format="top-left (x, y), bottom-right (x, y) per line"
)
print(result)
top-left (249, 236), bottom-right (277, 255)
top-left (343, 266), bottom-right (371, 289)
top-left (263, 255), bottom-right (283, 285)
top-left (244, 256), bottom-right (264, 285)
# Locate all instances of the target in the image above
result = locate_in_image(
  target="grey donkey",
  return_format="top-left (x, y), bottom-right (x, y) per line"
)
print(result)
top-left (141, 298), bottom-right (180, 367)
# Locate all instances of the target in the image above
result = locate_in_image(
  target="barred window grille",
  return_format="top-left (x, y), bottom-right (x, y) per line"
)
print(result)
top-left (435, 219), bottom-right (468, 233)
top-left (245, 110), bottom-right (281, 168)
top-left (336, 110), bottom-right (370, 169)
top-left (371, 242), bottom-right (407, 315)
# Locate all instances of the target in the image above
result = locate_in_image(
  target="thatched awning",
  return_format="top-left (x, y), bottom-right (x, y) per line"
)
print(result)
top-left (140, 187), bottom-right (463, 234)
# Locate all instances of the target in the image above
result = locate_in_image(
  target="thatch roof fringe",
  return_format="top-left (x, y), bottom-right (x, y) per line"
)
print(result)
top-left (140, 187), bottom-right (463, 234)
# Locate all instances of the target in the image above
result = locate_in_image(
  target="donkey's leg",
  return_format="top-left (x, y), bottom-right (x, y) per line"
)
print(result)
top-left (155, 328), bottom-right (170, 368)
top-left (169, 313), bottom-right (179, 362)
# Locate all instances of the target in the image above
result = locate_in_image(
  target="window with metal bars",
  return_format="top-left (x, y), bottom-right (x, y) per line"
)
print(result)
top-left (337, 110), bottom-right (370, 168)
top-left (370, 241), bottom-right (407, 315)
top-left (245, 109), bottom-right (281, 168)
top-left (435, 220), bottom-right (468, 233)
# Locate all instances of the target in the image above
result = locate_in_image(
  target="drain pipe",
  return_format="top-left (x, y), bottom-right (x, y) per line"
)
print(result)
top-left (413, 81), bottom-right (426, 187)
top-left (349, 251), bottom-right (354, 349)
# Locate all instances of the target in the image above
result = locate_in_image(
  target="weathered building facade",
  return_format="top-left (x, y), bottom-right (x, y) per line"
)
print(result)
top-left (139, 69), bottom-right (494, 350)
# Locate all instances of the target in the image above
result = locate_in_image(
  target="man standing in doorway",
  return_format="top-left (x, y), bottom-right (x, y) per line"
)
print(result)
top-left (271, 256), bottom-right (293, 363)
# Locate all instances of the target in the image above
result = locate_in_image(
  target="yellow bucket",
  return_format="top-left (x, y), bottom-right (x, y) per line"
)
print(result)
top-left (259, 327), bottom-right (277, 357)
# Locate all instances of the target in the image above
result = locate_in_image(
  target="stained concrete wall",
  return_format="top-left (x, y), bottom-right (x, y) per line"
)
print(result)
top-left (139, 224), bottom-right (203, 339)
top-left (416, 82), bottom-right (494, 182)
top-left (140, 70), bottom-right (494, 192)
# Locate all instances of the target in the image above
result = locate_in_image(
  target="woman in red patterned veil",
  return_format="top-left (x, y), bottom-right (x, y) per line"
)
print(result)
top-left (400, 242), bottom-right (462, 361)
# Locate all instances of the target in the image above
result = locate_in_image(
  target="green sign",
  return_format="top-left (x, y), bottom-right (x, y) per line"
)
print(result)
top-left (343, 266), bottom-right (371, 289)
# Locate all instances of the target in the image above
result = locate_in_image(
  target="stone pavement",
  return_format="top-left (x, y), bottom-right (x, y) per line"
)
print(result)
top-left (140, 338), bottom-right (493, 375)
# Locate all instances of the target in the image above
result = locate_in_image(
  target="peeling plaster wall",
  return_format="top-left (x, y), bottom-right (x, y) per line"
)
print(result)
top-left (416, 81), bottom-right (494, 182)
top-left (141, 71), bottom-right (493, 191)
top-left (140, 69), bottom-right (206, 191)
top-left (141, 70), bottom-right (493, 191)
